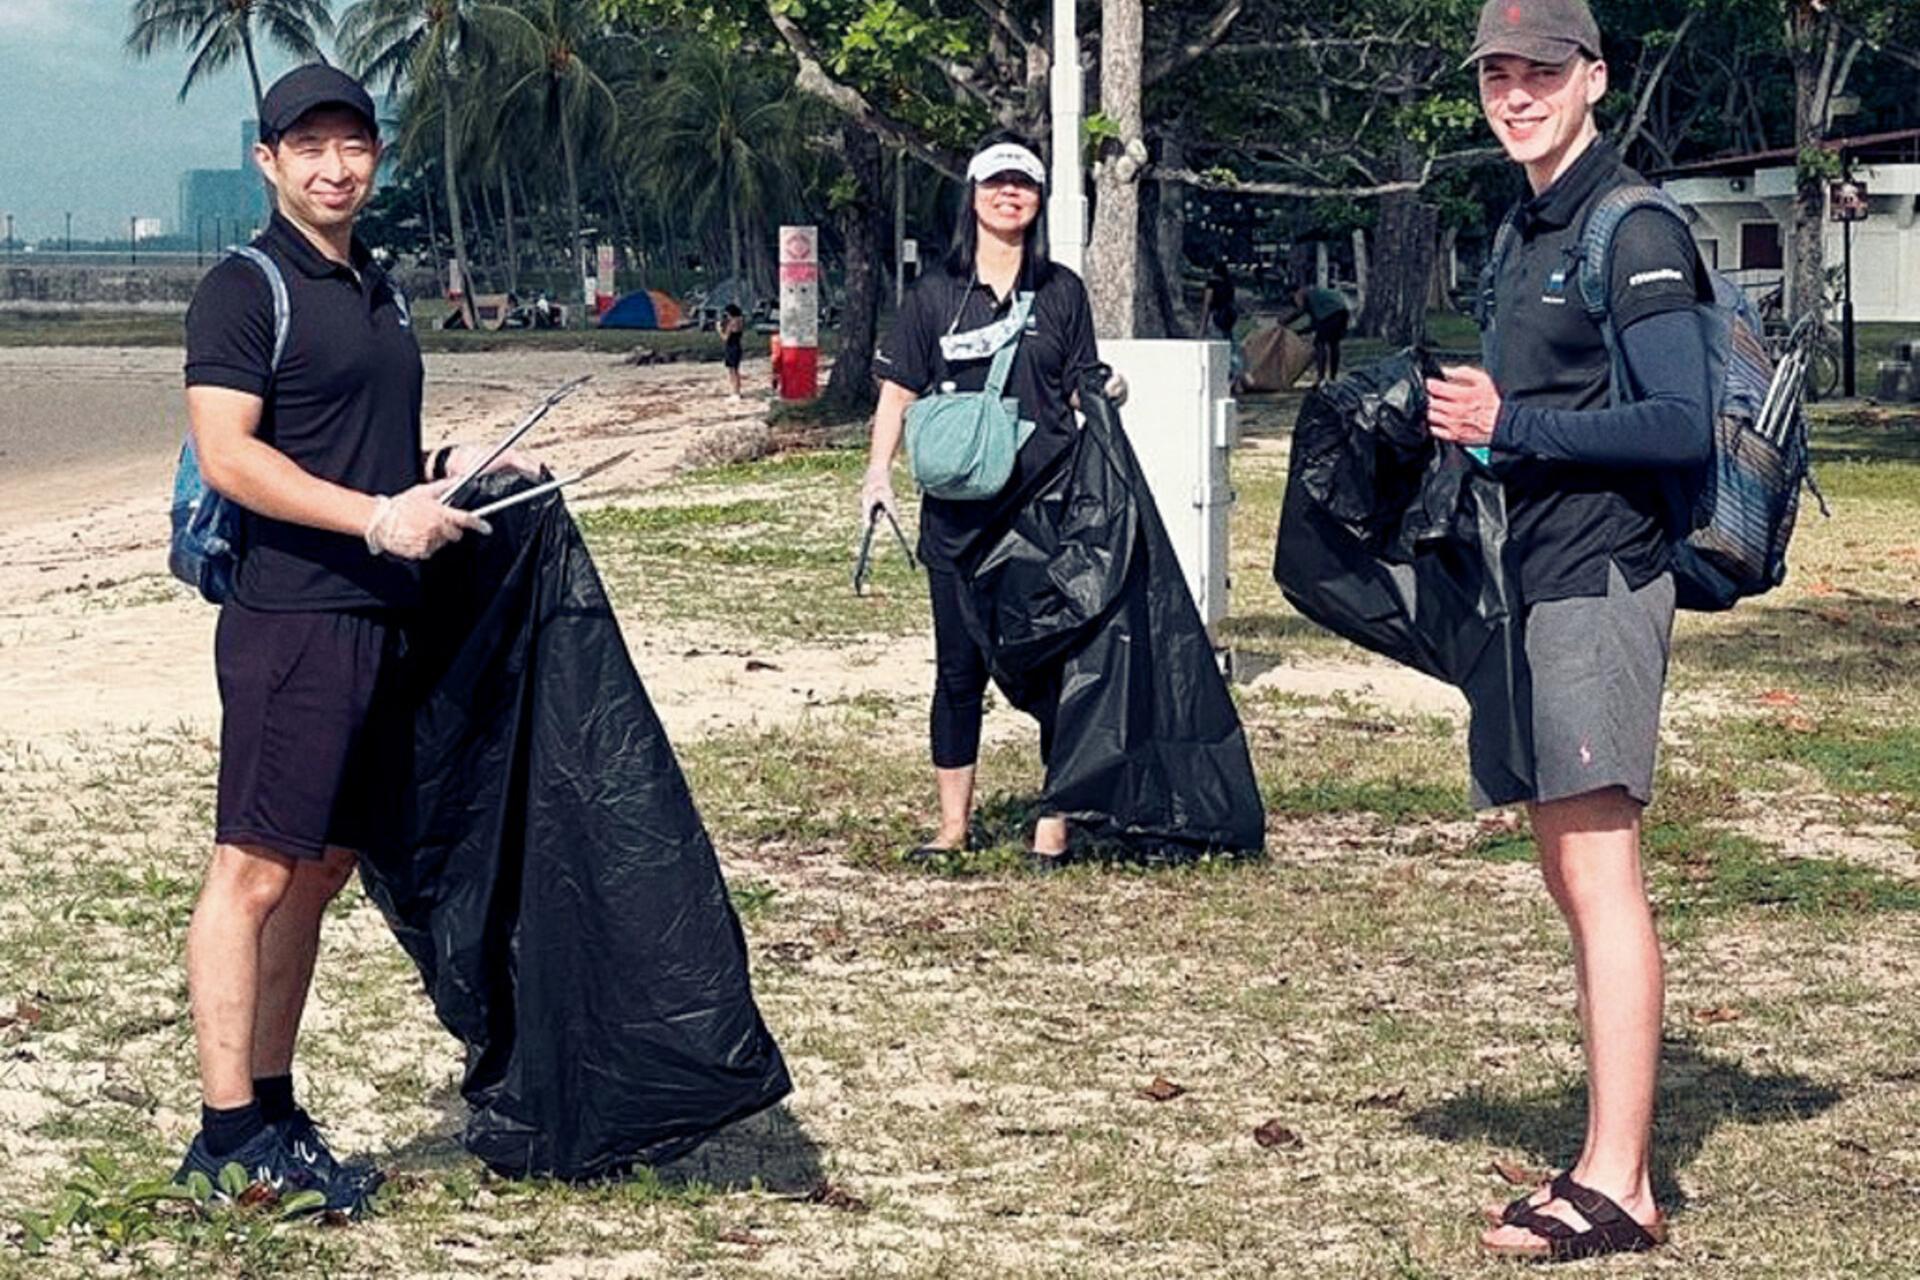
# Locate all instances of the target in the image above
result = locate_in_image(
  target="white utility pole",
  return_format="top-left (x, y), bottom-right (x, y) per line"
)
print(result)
top-left (1049, 0), bottom-right (1086, 277)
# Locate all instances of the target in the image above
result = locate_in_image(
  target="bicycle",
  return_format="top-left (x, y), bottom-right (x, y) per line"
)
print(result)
top-left (1755, 279), bottom-right (1843, 402)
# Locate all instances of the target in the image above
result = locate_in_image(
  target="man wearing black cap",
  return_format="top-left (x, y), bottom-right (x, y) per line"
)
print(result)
top-left (1421, 0), bottom-right (1713, 1262)
top-left (174, 65), bottom-right (527, 1211)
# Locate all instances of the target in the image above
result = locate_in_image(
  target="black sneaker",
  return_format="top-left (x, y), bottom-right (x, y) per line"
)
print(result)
top-left (281, 1108), bottom-right (386, 1204)
top-left (172, 1123), bottom-right (370, 1217)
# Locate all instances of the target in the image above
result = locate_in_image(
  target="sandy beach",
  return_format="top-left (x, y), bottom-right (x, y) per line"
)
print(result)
top-left (0, 344), bottom-right (961, 754)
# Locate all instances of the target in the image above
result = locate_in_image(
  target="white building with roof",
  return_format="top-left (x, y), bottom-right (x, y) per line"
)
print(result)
top-left (1656, 128), bottom-right (1920, 323)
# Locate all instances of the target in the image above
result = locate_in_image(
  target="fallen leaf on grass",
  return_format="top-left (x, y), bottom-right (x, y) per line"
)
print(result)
top-left (718, 1227), bottom-right (769, 1250)
top-left (1784, 714), bottom-right (1820, 734)
top-left (1136, 1077), bottom-right (1187, 1102)
top-left (1693, 1006), bottom-right (1742, 1025)
top-left (237, 1182), bottom-right (277, 1208)
top-left (1837, 1138), bottom-right (1872, 1156)
top-left (1356, 1088), bottom-right (1407, 1110)
top-left (1253, 1119), bottom-right (1303, 1150)
top-left (1491, 1158), bottom-right (1548, 1187)
top-left (1757, 689), bottom-right (1801, 707)
top-left (0, 1000), bottom-right (45, 1030)
top-left (1809, 580), bottom-right (1838, 597)
top-left (799, 1181), bottom-right (869, 1213)
top-left (745, 659), bottom-right (782, 672)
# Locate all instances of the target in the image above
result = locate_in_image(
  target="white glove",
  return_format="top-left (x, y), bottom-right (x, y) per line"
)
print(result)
top-left (1105, 370), bottom-right (1130, 407)
top-left (860, 467), bottom-right (899, 524)
top-left (440, 441), bottom-right (543, 483)
top-left (365, 479), bottom-right (491, 560)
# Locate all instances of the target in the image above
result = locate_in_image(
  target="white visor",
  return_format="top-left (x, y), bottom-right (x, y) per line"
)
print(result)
top-left (966, 143), bottom-right (1046, 188)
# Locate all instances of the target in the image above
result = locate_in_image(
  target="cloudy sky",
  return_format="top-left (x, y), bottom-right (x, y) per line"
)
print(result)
top-left (0, 0), bottom-right (309, 241)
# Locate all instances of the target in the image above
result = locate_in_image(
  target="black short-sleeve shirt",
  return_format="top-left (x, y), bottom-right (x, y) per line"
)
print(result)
top-left (876, 262), bottom-right (1101, 566)
top-left (185, 214), bottom-right (425, 612)
top-left (1485, 139), bottom-right (1707, 604)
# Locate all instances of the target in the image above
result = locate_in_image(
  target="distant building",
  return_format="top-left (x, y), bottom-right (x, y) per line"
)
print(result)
top-left (1657, 128), bottom-right (1920, 323)
top-left (133, 217), bottom-right (166, 243)
top-left (179, 169), bottom-right (270, 246)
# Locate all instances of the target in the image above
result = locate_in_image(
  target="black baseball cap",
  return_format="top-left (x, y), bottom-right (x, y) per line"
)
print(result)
top-left (1463, 0), bottom-right (1602, 69)
top-left (259, 65), bottom-right (379, 143)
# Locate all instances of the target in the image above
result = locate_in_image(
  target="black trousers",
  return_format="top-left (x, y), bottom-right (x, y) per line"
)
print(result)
top-left (1312, 310), bottom-right (1349, 381)
top-left (927, 567), bottom-right (1055, 769)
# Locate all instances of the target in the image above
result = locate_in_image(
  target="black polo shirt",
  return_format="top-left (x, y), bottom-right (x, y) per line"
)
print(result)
top-left (1484, 139), bottom-right (1705, 605)
top-left (876, 262), bottom-right (1101, 566)
top-left (185, 214), bottom-right (424, 612)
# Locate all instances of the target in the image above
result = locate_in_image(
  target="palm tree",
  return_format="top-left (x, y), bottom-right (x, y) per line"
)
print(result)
top-left (485, 0), bottom-right (622, 324)
top-left (126, 0), bottom-right (334, 116)
top-left (646, 41), bottom-right (797, 300)
top-left (339, 0), bottom-right (495, 317)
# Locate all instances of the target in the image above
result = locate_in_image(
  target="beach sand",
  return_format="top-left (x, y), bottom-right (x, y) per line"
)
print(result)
top-left (0, 345), bottom-right (951, 755)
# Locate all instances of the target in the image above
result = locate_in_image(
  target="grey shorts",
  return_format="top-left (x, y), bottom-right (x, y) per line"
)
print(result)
top-left (1471, 562), bottom-right (1676, 810)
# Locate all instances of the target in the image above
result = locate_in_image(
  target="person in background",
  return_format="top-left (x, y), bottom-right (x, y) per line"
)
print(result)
top-left (1290, 281), bottom-right (1351, 385)
top-left (720, 303), bottom-right (746, 400)
top-left (1202, 259), bottom-right (1238, 342)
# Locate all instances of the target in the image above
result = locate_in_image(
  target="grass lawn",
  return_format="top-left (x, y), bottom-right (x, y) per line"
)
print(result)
top-left (2, 381), bottom-right (1918, 1277)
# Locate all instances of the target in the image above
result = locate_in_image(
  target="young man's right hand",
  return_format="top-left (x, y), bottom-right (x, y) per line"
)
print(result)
top-left (365, 479), bottom-right (491, 560)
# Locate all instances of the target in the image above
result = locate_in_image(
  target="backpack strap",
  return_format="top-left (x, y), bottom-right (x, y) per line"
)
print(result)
top-left (227, 245), bottom-right (292, 380)
top-left (981, 292), bottom-right (1034, 400)
top-left (1475, 208), bottom-right (1522, 382)
top-left (1572, 183), bottom-right (1703, 403)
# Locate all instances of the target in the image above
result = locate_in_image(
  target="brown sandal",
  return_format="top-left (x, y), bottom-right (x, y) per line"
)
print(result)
top-left (1483, 1170), bottom-right (1566, 1227)
top-left (1483, 1175), bottom-right (1667, 1262)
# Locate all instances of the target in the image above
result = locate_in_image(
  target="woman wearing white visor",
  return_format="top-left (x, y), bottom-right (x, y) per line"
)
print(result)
top-left (863, 137), bottom-right (1124, 872)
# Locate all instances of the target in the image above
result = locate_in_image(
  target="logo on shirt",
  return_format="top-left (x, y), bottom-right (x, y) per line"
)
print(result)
top-left (1628, 268), bottom-right (1686, 289)
top-left (1541, 268), bottom-right (1569, 306)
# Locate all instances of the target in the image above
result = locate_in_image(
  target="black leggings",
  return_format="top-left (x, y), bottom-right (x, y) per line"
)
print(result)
top-left (927, 567), bottom-right (1055, 769)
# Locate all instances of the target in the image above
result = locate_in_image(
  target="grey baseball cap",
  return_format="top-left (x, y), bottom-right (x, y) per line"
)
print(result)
top-left (259, 65), bottom-right (379, 142)
top-left (1463, 0), bottom-right (1602, 69)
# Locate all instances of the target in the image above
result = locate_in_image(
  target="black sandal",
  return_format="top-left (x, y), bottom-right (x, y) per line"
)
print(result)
top-left (1486, 1175), bottom-right (1667, 1262)
top-left (903, 844), bottom-right (962, 865)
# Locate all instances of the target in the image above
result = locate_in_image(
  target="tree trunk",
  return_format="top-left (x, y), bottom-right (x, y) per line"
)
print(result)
top-left (240, 26), bottom-right (266, 119)
top-left (1358, 195), bottom-right (1437, 345)
top-left (823, 121), bottom-right (884, 415)
top-left (439, 73), bottom-right (476, 324)
top-left (1087, 0), bottom-right (1143, 338)
top-left (562, 115), bottom-right (584, 326)
top-left (422, 179), bottom-right (445, 295)
top-left (727, 172), bottom-right (742, 293)
top-left (1141, 129), bottom-right (1192, 338)
top-left (1788, 9), bottom-right (1832, 325)
top-left (1357, 125), bottom-right (1434, 345)
top-left (501, 169), bottom-right (520, 294)
top-left (1351, 227), bottom-right (1369, 316)
top-left (1428, 225), bottom-right (1457, 311)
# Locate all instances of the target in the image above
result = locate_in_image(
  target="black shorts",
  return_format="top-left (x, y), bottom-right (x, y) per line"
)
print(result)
top-left (215, 604), bottom-right (410, 860)
top-left (724, 339), bottom-right (744, 369)
top-left (1313, 311), bottom-right (1349, 345)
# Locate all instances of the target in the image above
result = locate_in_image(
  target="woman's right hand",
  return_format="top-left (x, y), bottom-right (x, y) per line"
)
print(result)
top-left (860, 466), bottom-right (898, 524)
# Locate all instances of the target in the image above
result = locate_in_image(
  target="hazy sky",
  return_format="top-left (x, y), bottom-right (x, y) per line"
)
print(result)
top-left (0, 0), bottom-right (310, 241)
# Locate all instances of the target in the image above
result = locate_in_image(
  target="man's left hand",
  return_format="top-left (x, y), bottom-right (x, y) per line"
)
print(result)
top-left (1105, 370), bottom-right (1129, 407)
top-left (1425, 365), bottom-right (1501, 447)
top-left (440, 442), bottom-right (543, 483)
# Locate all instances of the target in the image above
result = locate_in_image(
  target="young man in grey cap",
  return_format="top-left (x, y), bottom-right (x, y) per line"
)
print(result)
top-left (175, 64), bottom-right (530, 1211)
top-left (1423, 0), bottom-right (1713, 1261)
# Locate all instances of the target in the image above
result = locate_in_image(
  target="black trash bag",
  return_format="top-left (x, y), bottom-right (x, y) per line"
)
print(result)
top-left (957, 371), bottom-right (1266, 857)
top-left (359, 476), bottom-right (791, 1180)
top-left (1272, 351), bottom-right (1533, 802)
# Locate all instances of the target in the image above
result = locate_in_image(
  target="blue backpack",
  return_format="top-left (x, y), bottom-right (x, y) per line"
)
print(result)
top-left (1480, 183), bottom-right (1822, 612)
top-left (168, 246), bottom-right (291, 604)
